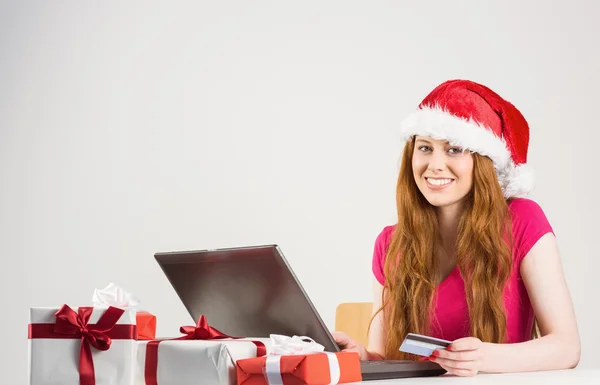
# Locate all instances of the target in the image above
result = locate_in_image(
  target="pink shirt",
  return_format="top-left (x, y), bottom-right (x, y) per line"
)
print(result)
top-left (372, 198), bottom-right (554, 343)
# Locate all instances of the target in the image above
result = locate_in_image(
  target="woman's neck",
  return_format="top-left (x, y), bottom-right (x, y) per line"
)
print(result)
top-left (436, 202), bottom-right (465, 252)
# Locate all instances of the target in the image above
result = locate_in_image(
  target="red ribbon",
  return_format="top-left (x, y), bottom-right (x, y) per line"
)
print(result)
top-left (144, 315), bottom-right (266, 385)
top-left (28, 305), bottom-right (135, 385)
top-left (178, 314), bottom-right (233, 340)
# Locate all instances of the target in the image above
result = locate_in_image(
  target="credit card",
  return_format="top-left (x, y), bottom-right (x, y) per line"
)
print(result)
top-left (399, 333), bottom-right (452, 357)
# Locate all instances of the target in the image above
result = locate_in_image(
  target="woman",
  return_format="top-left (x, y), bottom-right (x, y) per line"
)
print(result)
top-left (332, 80), bottom-right (581, 376)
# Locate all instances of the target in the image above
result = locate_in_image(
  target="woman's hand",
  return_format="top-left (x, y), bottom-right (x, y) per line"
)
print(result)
top-left (428, 337), bottom-right (488, 377)
top-left (331, 331), bottom-right (370, 361)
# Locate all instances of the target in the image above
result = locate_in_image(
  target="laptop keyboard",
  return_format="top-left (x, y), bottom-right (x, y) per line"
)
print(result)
top-left (361, 360), bottom-right (411, 365)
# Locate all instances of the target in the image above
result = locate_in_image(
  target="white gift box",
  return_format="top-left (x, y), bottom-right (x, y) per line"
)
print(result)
top-left (28, 305), bottom-right (137, 385)
top-left (136, 338), bottom-right (271, 385)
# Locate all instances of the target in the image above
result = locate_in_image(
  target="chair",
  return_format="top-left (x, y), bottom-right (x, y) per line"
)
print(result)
top-left (334, 302), bottom-right (374, 347)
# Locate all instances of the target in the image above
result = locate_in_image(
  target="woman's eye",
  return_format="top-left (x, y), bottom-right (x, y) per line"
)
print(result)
top-left (448, 147), bottom-right (463, 154)
top-left (418, 146), bottom-right (431, 152)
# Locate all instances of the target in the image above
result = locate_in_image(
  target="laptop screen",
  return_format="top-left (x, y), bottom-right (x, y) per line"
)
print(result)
top-left (154, 245), bottom-right (339, 352)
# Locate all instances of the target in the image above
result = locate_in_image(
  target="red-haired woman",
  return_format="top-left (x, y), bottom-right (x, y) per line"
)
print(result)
top-left (333, 80), bottom-right (580, 376)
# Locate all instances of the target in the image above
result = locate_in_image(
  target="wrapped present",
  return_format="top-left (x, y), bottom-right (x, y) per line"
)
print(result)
top-left (92, 283), bottom-right (157, 340)
top-left (135, 312), bottom-right (156, 340)
top-left (136, 315), bottom-right (270, 385)
top-left (236, 335), bottom-right (362, 385)
top-left (28, 304), bottom-right (137, 385)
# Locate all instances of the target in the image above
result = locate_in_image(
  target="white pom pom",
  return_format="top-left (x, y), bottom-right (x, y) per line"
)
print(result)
top-left (497, 161), bottom-right (535, 199)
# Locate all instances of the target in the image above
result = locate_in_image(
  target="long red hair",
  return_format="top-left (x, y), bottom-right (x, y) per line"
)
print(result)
top-left (374, 138), bottom-right (514, 360)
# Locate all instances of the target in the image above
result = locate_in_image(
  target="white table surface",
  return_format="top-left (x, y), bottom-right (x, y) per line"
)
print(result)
top-left (360, 368), bottom-right (599, 385)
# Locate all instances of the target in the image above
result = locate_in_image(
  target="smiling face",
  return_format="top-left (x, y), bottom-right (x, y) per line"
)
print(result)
top-left (412, 136), bottom-right (474, 209)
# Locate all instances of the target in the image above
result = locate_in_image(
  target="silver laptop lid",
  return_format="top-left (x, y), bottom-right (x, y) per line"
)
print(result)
top-left (154, 244), bottom-right (340, 352)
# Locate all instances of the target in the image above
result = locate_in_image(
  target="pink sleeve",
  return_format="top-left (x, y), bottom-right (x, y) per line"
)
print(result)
top-left (372, 225), bottom-right (395, 286)
top-left (510, 198), bottom-right (555, 264)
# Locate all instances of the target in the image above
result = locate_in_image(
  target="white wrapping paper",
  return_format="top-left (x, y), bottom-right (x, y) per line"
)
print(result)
top-left (135, 338), bottom-right (271, 385)
top-left (28, 306), bottom-right (137, 385)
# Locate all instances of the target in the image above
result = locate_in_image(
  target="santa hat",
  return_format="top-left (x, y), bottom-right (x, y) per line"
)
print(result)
top-left (399, 79), bottom-right (534, 199)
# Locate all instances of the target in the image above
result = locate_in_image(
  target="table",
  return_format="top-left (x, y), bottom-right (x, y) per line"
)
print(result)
top-left (362, 368), bottom-right (599, 384)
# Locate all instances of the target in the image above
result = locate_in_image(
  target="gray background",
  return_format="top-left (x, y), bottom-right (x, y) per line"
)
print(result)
top-left (1, 1), bottom-right (599, 382)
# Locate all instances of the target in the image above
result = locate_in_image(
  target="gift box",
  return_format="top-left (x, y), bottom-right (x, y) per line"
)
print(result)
top-left (136, 315), bottom-right (270, 385)
top-left (135, 312), bottom-right (156, 340)
top-left (28, 305), bottom-right (137, 385)
top-left (92, 283), bottom-right (157, 340)
top-left (236, 335), bottom-right (362, 385)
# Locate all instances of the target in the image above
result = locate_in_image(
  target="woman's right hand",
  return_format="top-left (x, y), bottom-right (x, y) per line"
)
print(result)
top-left (331, 331), bottom-right (370, 360)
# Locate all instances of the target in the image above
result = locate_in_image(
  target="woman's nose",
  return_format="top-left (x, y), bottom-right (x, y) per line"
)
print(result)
top-left (428, 151), bottom-right (447, 172)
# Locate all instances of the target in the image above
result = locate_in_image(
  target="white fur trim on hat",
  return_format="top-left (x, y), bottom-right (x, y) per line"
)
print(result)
top-left (400, 105), bottom-right (534, 198)
top-left (497, 161), bottom-right (535, 199)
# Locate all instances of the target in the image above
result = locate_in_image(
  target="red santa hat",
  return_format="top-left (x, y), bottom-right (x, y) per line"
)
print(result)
top-left (399, 79), bottom-right (534, 198)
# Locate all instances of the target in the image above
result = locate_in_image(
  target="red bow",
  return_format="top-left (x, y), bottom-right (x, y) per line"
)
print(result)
top-left (178, 315), bottom-right (233, 340)
top-left (54, 305), bottom-right (125, 385)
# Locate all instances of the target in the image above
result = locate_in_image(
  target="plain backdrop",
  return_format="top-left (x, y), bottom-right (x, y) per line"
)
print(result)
top-left (1, 0), bottom-right (599, 382)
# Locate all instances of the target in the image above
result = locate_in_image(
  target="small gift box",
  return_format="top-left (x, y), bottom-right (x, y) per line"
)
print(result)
top-left (136, 315), bottom-right (270, 385)
top-left (92, 283), bottom-right (157, 340)
top-left (28, 305), bottom-right (137, 385)
top-left (135, 312), bottom-right (157, 340)
top-left (236, 335), bottom-right (362, 385)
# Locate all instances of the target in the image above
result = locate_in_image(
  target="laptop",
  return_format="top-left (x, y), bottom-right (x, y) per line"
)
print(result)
top-left (154, 244), bottom-right (446, 381)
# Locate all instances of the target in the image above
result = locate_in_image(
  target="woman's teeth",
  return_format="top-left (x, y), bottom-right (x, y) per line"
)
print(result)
top-left (426, 178), bottom-right (453, 186)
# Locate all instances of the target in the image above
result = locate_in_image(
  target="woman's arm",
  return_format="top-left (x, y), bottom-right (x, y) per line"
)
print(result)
top-left (482, 232), bottom-right (581, 372)
top-left (433, 233), bottom-right (581, 375)
top-left (366, 278), bottom-right (386, 360)
top-left (332, 278), bottom-right (387, 360)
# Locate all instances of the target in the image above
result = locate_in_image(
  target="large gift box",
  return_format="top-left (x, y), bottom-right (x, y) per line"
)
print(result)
top-left (135, 316), bottom-right (270, 385)
top-left (28, 305), bottom-right (137, 385)
top-left (236, 335), bottom-right (362, 385)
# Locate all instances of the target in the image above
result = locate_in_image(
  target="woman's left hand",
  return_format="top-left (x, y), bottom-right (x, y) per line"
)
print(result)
top-left (428, 337), bottom-right (488, 377)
